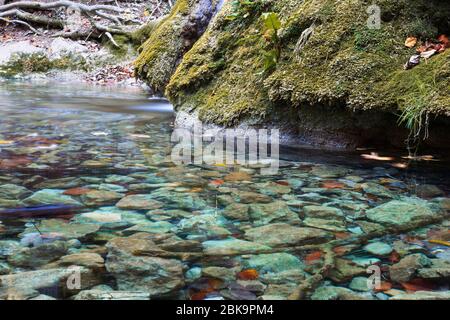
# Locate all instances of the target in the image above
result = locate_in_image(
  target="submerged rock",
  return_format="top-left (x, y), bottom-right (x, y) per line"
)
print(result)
top-left (365, 198), bottom-right (441, 228)
top-left (23, 189), bottom-right (82, 206)
top-left (363, 242), bottom-right (393, 256)
top-left (116, 194), bottom-right (163, 210)
top-left (0, 267), bottom-right (102, 299)
top-left (202, 238), bottom-right (271, 255)
top-left (0, 184), bottom-right (31, 200)
top-left (244, 223), bottom-right (331, 247)
top-left (21, 219), bottom-right (100, 240)
top-left (248, 201), bottom-right (298, 226)
top-left (72, 290), bottom-right (150, 300)
top-left (390, 291), bottom-right (450, 300)
top-left (243, 253), bottom-right (304, 274)
top-left (389, 253), bottom-right (431, 283)
top-left (105, 235), bottom-right (184, 297)
top-left (8, 241), bottom-right (69, 268)
top-left (311, 286), bottom-right (373, 300)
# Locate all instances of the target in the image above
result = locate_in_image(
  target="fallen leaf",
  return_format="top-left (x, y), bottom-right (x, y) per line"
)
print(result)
top-left (438, 34), bottom-right (450, 48)
top-left (237, 269), bottom-right (259, 280)
top-left (305, 251), bottom-right (323, 265)
top-left (276, 180), bottom-right (290, 186)
top-left (428, 239), bottom-right (450, 247)
top-left (405, 36), bottom-right (417, 48)
top-left (389, 250), bottom-right (401, 263)
top-left (374, 281), bottom-right (393, 292)
top-left (401, 279), bottom-right (436, 292)
top-left (334, 232), bottom-right (351, 239)
top-left (210, 179), bottom-right (224, 186)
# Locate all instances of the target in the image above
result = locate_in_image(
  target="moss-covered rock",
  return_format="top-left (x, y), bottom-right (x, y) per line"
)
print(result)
top-left (134, 0), bottom-right (223, 94)
top-left (136, 0), bottom-right (450, 146)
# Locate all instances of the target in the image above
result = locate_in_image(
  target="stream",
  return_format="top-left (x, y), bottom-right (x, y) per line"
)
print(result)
top-left (0, 81), bottom-right (448, 300)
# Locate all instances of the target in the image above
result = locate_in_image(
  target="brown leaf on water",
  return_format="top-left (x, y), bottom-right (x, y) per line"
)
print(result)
top-left (237, 269), bottom-right (259, 280)
top-left (401, 279), bottom-right (436, 292)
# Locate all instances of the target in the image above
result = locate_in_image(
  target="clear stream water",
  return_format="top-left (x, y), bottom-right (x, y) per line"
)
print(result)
top-left (0, 81), bottom-right (448, 300)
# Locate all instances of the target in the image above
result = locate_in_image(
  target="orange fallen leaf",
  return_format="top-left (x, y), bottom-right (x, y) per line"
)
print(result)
top-left (305, 251), bottom-right (323, 265)
top-left (375, 281), bottom-right (393, 292)
top-left (405, 36), bottom-right (418, 48)
top-left (334, 232), bottom-right (351, 239)
top-left (237, 269), bottom-right (259, 280)
top-left (401, 279), bottom-right (435, 292)
top-left (276, 180), bottom-right (290, 186)
top-left (210, 179), bottom-right (224, 186)
top-left (333, 246), bottom-right (352, 255)
top-left (438, 34), bottom-right (450, 48)
top-left (389, 250), bottom-right (401, 263)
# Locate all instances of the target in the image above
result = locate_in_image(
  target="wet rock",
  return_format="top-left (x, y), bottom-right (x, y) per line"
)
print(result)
top-left (303, 205), bottom-right (344, 218)
top-left (49, 37), bottom-right (89, 59)
top-left (202, 267), bottom-right (235, 281)
top-left (150, 189), bottom-right (207, 210)
top-left (122, 221), bottom-right (174, 235)
top-left (416, 184), bottom-right (444, 199)
top-left (0, 41), bottom-right (45, 65)
top-left (390, 291), bottom-right (450, 300)
top-left (0, 262), bottom-right (11, 275)
top-left (363, 242), bottom-right (393, 256)
top-left (78, 211), bottom-right (122, 224)
top-left (349, 277), bottom-right (371, 292)
top-left (97, 183), bottom-right (128, 193)
top-left (45, 253), bottom-right (105, 271)
top-left (248, 201), bottom-right (299, 226)
top-left (224, 171), bottom-right (252, 182)
top-left (311, 286), bottom-right (374, 300)
top-left (20, 232), bottom-right (66, 247)
top-left (361, 182), bottom-right (394, 198)
top-left (234, 191), bottom-right (272, 204)
top-left (244, 253), bottom-right (304, 274)
top-left (105, 175), bottom-right (136, 184)
top-left (0, 240), bottom-right (21, 256)
top-left (105, 235), bottom-right (184, 297)
top-left (255, 181), bottom-right (291, 196)
top-left (178, 214), bottom-right (226, 235)
top-left (366, 198), bottom-right (440, 228)
top-left (236, 280), bottom-right (266, 293)
top-left (260, 269), bottom-right (308, 284)
top-left (244, 223), bottom-right (332, 247)
top-left (82, 190), bottom-right (123, 206)
top-left (302, 217), bottom-right (347, 232)
top-left (417, 259), bottom-right (450, 281)
top-left (0, 198), bottom-right (23, 208)
top-left (328, 258), bottom-right (366, 283)
top-left (0, 267), bottom-right (102, 299)
top-left (21, 219), bottom-right (100, 240)
top-left (186, 267), bottom-right (202, 281)
top-left (116, 194), bottom-right (163, 210)
top-left (202, 238), bottom-right (271, 255)
top-left (29, 294), bottom-right (56, 300)
top-left (23, 189), bottom-right (82, 206)
top-left (310, 165), bottom-right (350, 178)
top-left (222, 203), bottom-right (250, 221)
top-left (0, 184), bottom-right (31, 200)
top-left (34, 177), bottom-right (82, 189)
top-left (389, 253), bottom-right (431, 283)
top-left (8, 241), bottom-right (69, 268)
top-left (72, 290), bottom-right (150, 300)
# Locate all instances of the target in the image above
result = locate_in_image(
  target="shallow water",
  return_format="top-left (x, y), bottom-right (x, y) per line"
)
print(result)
top-left (0, 81), bottom-right (449, 300)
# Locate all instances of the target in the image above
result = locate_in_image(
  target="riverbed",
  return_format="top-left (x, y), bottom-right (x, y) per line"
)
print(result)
top-left (0, 81), bottom-right (449, 300)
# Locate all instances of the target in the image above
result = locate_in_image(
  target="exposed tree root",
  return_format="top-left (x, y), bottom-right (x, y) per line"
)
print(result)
top-left (0, 0), bottom-right (139, 42)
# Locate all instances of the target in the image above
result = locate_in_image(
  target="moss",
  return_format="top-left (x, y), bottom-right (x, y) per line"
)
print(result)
top-left (0, 52), bottom-right (88, 77)
top-left (135, 0), bottom-right (203, 92)
top-left (160, 0), bottom-right (449, 126)
top-left (130, 20), bottom-right (160, 46)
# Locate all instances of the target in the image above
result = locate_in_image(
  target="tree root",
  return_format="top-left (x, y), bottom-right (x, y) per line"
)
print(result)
top-left (0, 0), bottom-right (137, 40)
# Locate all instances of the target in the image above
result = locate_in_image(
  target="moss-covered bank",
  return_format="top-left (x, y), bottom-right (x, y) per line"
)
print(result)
top-left (136, 0), bottom-right (450, 148)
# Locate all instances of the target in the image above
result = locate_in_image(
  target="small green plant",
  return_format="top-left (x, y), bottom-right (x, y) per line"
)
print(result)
top-left (261, 12), bottom-right (282, 73)
top-left (226, 0), bottom-right (266, 20)
top-left (397, 77), bottom-right (435, 155)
